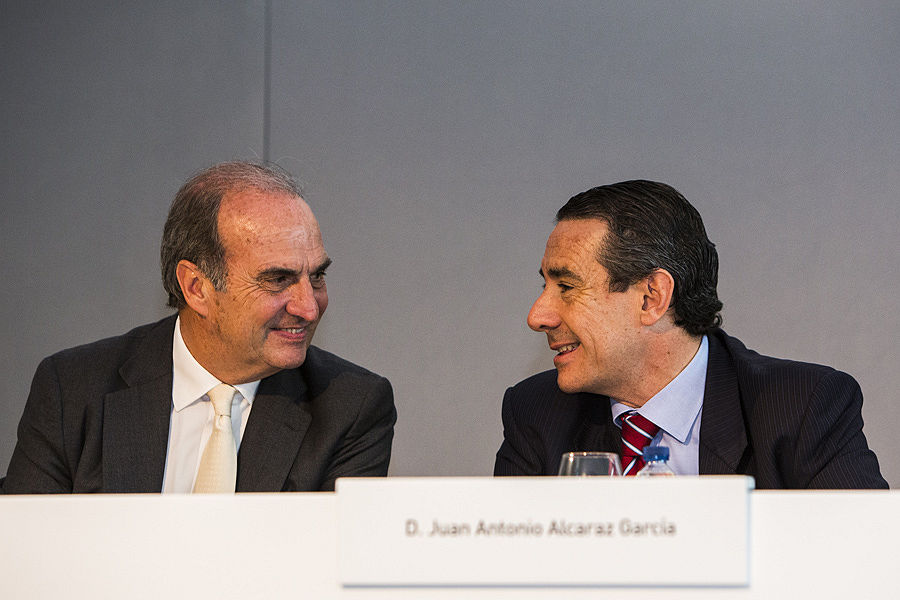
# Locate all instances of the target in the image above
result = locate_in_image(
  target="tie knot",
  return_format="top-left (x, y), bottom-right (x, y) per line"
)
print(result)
top-left (207, 384), bottom-right (236, 418)
top-left (622, 411), bottom-right (659, 439)
top-left (620, 411), bottom-right (661, 475)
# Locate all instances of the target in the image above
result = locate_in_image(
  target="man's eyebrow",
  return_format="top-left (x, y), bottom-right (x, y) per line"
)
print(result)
top-left (544, 266), bottom-right (583, 283)
top-left (255, 257), bottom-right (332, 280)
top-left (256, 266), bottom-right (299, 280)
top-left (313, 257), bottom-right (333, 273)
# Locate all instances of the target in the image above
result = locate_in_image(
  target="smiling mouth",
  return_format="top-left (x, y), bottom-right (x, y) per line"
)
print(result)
top-left (273, 326), bottom-right (306, 335)
top-left (555, 343), bottom-right (579, 355)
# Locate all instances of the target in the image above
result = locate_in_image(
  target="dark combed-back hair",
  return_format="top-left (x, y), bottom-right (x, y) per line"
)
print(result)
top-left (160, 161), bottom-right (303, 309)
top-left (556, 180), bottom-right (722, 336)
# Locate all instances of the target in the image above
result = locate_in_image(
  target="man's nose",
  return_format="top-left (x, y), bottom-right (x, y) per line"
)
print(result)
top-left (527, 291), bottom-right (560, 332)
top-left (286, 280), bottom-right (320, 321)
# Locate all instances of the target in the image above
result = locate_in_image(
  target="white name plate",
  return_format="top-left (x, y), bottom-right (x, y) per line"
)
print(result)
top-left (337, 476), bottom-right (753, 587)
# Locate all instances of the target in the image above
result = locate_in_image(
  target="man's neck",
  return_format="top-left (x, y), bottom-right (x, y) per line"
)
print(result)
top-left (614, 330), bottom-right (703, 408)
top-left (177, 309), bottom-right (267, 385)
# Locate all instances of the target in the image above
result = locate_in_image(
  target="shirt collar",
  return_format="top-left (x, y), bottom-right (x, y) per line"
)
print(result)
top-left (610, 335), bottom-right (708, 444)
top-left (172, 315), bottom-right (261, 411)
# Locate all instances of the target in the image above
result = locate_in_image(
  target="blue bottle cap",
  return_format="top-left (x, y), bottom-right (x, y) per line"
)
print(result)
top-left (642, 446), bottom-right (669, 461)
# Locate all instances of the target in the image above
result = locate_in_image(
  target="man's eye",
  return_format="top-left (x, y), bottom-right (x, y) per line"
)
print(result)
top-left (260, 276), bottom-right (292, 291)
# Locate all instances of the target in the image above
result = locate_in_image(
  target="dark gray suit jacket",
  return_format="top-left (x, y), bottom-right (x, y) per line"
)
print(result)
top-left (495, 330), bottom-right (887, 489)
top-left (2, 315), bottom-right (396, 493)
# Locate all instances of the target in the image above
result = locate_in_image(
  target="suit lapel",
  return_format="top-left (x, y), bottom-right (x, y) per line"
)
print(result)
top-left (698, 332), bottom-right (748, 474)
top-left (236, 368), bottom-right (311, 492)
top-left (573, 394), bottom-right (620, 454)
top-left (103, 317), bottom-right (176, 492)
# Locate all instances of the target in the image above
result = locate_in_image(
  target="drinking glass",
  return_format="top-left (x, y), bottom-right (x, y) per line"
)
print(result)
top-left (558, 451), bottom-right (622, 476)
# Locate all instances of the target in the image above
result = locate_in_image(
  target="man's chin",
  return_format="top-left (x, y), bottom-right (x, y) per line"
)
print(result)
top-left (268, 347), bottom-right (310, 372)
top-left (555, 370), bottom-right (585, 395)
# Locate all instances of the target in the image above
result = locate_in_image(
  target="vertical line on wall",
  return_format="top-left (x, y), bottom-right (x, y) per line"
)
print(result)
top-left (263, 0), bottom-right (272, 163)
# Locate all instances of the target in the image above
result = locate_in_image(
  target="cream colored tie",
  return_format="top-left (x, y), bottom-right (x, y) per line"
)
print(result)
top-left (192, 384), bottom-right (238, 493)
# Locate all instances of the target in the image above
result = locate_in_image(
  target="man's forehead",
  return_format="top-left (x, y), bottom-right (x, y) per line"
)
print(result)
top-left (544, 219), bottom-right (605, 259)
top-left (539, 219), bottom-right (613, 283)
top-left (221, 184), bottom-right (309, 213)
top-left (219, 189), bottom-right (319, 238)
top-left (547, 218), bottom-right (607, 244)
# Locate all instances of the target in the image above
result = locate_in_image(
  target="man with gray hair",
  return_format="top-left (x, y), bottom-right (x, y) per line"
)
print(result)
top-left (3, 161), bottom-right (396, 493)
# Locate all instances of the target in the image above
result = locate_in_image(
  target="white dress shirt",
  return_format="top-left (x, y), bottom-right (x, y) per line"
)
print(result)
top-left (610, 335), bottom-right (709, 475)
top-left (161, 317), bottom-right (261, 493)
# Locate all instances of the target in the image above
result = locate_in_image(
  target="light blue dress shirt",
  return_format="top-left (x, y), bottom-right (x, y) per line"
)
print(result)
top-left (610, 335), bottom-right (708, 475)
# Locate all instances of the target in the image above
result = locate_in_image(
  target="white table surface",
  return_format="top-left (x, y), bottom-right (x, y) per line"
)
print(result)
top-left (1, 486), bottom-right (894, 599)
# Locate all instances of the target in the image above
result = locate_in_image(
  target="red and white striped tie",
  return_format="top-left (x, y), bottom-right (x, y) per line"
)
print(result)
top-left (620, 411), bottom-right (660, 476)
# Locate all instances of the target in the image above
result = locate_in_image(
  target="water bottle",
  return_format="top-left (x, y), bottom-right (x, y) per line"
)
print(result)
top-left (635, 446), bottom-right (676, 477)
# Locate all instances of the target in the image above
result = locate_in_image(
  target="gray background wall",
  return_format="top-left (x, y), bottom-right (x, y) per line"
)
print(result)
top-left (2, 1), bottom-right (898, 485)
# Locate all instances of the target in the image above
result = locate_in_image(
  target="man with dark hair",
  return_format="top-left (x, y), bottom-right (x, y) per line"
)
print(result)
top-left (3, 161), bottom-right (396, 493)
top-left (495, 180), bottom-right (886, 488)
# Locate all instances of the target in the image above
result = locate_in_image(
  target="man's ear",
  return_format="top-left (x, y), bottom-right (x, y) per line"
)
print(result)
top-left (175, 260), bottom-right (214, 317)
top-left (640, 269), bottom-right (675, 326)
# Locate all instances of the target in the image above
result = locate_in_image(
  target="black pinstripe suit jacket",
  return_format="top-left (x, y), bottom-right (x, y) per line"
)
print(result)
top-left (494, 329), bottom-right (888, 489)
